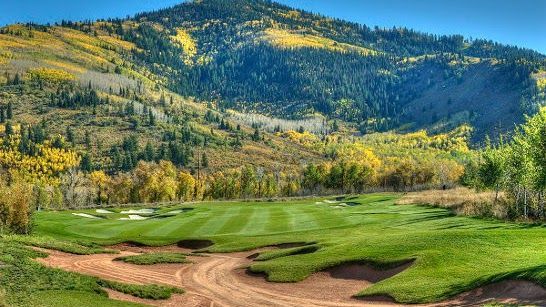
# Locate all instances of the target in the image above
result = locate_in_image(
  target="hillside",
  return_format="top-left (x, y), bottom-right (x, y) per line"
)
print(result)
top-left (0, 0), bottom-right (543, 176)
top-left (121, 0), bottom-right (545, 140)
top-left (0, 23), bottom-right (323, 174)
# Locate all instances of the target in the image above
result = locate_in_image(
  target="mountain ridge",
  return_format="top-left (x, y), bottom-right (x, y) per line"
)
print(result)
top-left (121, 0), bottom-right (545, 140)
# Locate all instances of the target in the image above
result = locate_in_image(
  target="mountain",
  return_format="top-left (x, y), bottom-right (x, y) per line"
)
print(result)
top-left (0, 0), bottom-right (544, 175)
top-left (124, 0), bottom-right (545, 139)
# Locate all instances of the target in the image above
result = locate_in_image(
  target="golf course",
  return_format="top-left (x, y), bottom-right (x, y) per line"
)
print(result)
top-left (0, 193), bottom-right (541, 306)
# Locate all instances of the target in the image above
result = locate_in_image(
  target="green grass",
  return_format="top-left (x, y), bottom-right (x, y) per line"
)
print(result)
top-left (0, 237), bottom-right (181, 306)
top-left (114, 252), bottom-right (188, 265)
top-left (32, 194), bottom-right (546, 304)
top-left (7, 235), bottom-right (115, 255)
top-left (23, 290), bottom-right (142, 307)
top-left (97, 280), bottom-right (183, 300)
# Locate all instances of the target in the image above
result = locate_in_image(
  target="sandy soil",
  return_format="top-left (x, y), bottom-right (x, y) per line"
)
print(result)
top-left (34, 245), bottom-right (546, 307)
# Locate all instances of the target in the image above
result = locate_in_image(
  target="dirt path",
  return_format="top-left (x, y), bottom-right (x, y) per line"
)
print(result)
top-left (35, 246), bottom-right (546, 307)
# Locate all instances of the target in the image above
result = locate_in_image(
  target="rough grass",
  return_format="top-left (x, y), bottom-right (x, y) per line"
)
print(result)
top-left (396, 187), bottom-right (509, 218)
top-left (24, 290), bottom-right (141, 307)
top-left (33, 193), bottom-right (546, 304)
top-left (0, 238), bottom-right (175, 306)
top-left (7, 235), bottom-right (115, 255)
top-left (97, 280), bottom-right (183, 300)
top-left (114, 252), bottom-right (188, 265)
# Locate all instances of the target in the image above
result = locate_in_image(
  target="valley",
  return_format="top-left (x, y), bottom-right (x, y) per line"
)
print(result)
top-left (0, 0), bottom-right (544, 306)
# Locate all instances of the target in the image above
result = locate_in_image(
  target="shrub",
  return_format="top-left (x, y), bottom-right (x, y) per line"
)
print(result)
top-left (0, 178), bottom-right (33, 234)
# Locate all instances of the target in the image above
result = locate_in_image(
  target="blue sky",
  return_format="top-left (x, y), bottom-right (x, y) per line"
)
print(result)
top-left (1, 0), bottom-right (544, 54)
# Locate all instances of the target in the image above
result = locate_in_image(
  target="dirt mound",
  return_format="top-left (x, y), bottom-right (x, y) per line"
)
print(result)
top-left (177, 239), bottom-right (214, 250)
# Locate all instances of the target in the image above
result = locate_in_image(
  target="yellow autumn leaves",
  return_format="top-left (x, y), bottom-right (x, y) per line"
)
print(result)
top-left (0, 137), bottom-right (80, 185)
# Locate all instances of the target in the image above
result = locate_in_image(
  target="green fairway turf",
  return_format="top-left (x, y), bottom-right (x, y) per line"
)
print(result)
top-left (29, 194), bottom-right (546, 303)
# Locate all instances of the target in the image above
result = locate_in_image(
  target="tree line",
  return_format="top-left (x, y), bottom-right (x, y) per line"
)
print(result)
top-left (465, 108), bottom-right (545, 219)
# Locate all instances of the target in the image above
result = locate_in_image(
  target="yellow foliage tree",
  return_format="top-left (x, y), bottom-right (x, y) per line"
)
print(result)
top-left (178, 171), bottom-right (196, 201)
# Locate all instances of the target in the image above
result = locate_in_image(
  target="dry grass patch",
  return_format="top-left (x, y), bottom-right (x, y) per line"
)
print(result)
top-left (397, 187), bottom-right (509, 218)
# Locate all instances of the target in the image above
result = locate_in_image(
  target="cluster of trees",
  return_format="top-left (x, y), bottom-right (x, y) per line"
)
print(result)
top-left (50, 161), bottom-right (299, 208)
top-left (303, 143), bottom-right (465, 193)
top-left (50, 87), bottom-right (104, 109)
top-left (0, 125), bottom-right (80, 185)
top-left (0, 124), bottom-right (80, 234)
top-left (467, 109), bottom-right (545, 219)
top-left (107, 135), bottom-right (195, 172)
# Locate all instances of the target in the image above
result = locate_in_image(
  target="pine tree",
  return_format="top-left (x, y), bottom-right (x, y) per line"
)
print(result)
top-left (66, 126), bottom-right (75, 146)
top-left (80, 153), bottom-right (93, 172)
top-left (84, 130), bottom-right (91, 149)
top-left (5, 121), bottom-right (14, 136)
top-left (143, 142), bottom-right (155, 161)
top-left (202, 152), bottom-right (209, 168)
top-left (6, 102), bottom-right (13, 120)
top-left (252, 128), bottom-right (260, 141)
top-left (148, 109), bottom-right (156, 126)
top-left (332, 120), bottom-right (339, 132)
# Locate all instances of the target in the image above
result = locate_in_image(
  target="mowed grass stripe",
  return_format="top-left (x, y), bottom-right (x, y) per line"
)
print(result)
top-left (284, 206), bottom-right (299, 232)
top-left (312, 206), bottom-right (352, 229)
top-left (143, 211), bottom-right (208, 237)
top-left (239, 205), bottom-right (271, 235)
top-left (191, 206), bottom-right (239, 236)
top-left (66, 219), bottom-right (138, 239)
top-left (264, 206), bottom-right (290, 233)
top-left (290, 205), bottom-right (320, 230)
top-left (216, 206), bottom-right (251, 235)
top-left (175, 211), bottom-right (216, 237)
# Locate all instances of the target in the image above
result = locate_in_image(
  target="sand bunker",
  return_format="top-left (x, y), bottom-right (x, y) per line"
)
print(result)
top-left (96, 209), bottom-right (114, 214)
top-left (72, 213), bottom-right (101, 219)
top-left (166, 210), bottom-right (183, 214)
top-left (438, 279), bottom-right (546, 306)
top-left (325, 261), bottom-right (413, 283)
top-left (119, 215), bottom-right (148, 221)
top-left (120, 209), bottom-right (155, 214)
top-left (177, 240), bottom-right (214, 250)
top-left (34, 246), bottom-right (546, 307)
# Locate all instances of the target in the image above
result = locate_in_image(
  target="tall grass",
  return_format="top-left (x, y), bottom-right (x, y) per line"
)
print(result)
top-left (396, 187), bottom-right (509, 219)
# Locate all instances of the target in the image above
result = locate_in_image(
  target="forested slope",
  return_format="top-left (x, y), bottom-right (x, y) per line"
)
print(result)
top-left (109, 0), bottom-right (545, 139)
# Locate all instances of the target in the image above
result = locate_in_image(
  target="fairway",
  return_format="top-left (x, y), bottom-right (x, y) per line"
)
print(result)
top-left (33, 194), bottom-right (546, 304)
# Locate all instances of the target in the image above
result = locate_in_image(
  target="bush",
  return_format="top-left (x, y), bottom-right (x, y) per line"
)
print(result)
top-left (0, 178), bottom-right (33, 234)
